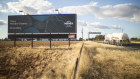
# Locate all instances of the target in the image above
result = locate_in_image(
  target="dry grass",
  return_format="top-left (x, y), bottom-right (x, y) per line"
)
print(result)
top-left (77, 41), bottom-right (140, 79)
top-left (0, 41), bottom-right (79, 48)
top-left (1, 41), bottom-right (140, 79)
top-left (131, 41), bottom-right (140, 44)
top-left (0, 41), bottom-right (82, 79)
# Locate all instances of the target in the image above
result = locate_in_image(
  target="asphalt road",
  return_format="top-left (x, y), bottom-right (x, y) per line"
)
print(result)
top-left (124, 43), bottom-right (140, 49)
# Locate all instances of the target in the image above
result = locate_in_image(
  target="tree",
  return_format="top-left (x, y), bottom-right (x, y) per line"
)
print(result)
top-left (130, 38), bottom-right (140, 41)
top-left (95, 35), bottom-right (105, 41)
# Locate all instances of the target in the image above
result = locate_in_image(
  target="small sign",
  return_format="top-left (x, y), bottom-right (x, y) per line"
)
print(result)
top-left (68, 34), bottom-right (75, 38)
top-left (89, 32), bottom-right (101, 34)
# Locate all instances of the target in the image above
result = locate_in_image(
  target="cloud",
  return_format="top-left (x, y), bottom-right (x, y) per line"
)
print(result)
top-left (88, 22), bottom-right (110, 29)
top-left (78, 20), bottom-right (121, 30)
top-left (0, 4), bottom-right (2, 8)
top-left (111, 25), bottom-right (121, 29)
top-left (7, 0), bottom-right (54, 14)
top-left (6, 1), bottom-right (140, 23)
top-left (59, 2), bottom-right (140, 23)
top-left (77, 20), bottom-right (87, 27)
top-left (0, 20), bottom-right (6, 25)
top-left (0, 3), bottom-right (9, 13)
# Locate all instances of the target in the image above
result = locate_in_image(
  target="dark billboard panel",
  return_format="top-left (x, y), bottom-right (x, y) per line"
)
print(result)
top-left (8, 14), bottom-right (77, 38)
top-left (8, 33), bottom-right (77, 39)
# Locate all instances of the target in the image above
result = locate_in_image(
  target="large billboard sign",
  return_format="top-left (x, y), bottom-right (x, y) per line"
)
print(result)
top-left (8, 14), bottom-right (77, 38)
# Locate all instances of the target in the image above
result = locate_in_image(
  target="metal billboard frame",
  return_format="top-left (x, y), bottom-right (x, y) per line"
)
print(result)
top-left (8, 14), bottom-right (77, 48)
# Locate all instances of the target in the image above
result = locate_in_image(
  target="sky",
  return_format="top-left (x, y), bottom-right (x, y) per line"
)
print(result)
top-left (0, 0), bottom-right (140, 39)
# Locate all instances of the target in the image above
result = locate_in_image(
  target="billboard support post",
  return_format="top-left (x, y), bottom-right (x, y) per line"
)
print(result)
top-left (31, 33), bottom-right (33, 48)
top-left (14, 33), bottom-right (16, 47)
top-left (14, 38), bottom-right (16, 47)
top-left (68, 33), bottom-right (70, 47)
top-left (69, 38), bottom-right (70, 47)
top-left (50, 38), bottom-right (51, 49)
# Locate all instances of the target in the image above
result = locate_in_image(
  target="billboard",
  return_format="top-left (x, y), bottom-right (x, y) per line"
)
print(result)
top-left (8, 14), bottom-right (77, 38)
top-left (89, 32), bottom-right (101, 34)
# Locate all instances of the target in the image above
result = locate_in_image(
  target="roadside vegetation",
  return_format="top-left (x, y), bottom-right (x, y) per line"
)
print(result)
top-left (0, 41), bottom-right (82, 79)
top-left (77, 41), bottom-right (140, 79)
top-left (0, 41), bottom-right (139, 79)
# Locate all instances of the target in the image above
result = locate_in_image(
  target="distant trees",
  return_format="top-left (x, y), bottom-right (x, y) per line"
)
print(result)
top-left (94, 35), bottom-right (105, 41)
top-left (87, 35), bottom-right (104, 41)
top-left (130, 38), bottom-right (140, 41)
top-left (0, 38), bottom-right (10, 41)
top-left (79, 37), bottom-right (83, 41)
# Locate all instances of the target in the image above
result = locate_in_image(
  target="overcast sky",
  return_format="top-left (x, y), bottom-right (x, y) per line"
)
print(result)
top-left (0, 0), bottom-right (140, 39)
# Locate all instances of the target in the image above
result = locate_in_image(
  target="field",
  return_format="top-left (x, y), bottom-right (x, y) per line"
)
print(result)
top-left (0, 41), bottom-right (140, 79)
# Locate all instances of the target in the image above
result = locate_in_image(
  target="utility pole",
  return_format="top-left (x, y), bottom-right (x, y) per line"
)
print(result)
top-left (122, 28), bottom-right (123, 33)
top-left (120, 27), bottom-right (123, 33)
top-left (82, 27), bottom-right (83, 41)
top-left (88, 32), bottom-right (89, 40)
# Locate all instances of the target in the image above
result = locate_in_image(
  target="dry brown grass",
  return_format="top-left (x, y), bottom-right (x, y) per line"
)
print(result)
top-left (0, 41), bottom-right (82, 79)
top-left (0, 41), bottom-right (80, 48)
top-left (77, 41), bottom-right (140, 79)
top-left (1, 41), bottom-right (140, 79)
top-left (131, 41), bottom-right (140, 44)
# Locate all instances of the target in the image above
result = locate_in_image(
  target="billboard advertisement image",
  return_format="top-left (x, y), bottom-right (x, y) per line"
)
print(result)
top-left (8, 14), bottom-right (77, 38)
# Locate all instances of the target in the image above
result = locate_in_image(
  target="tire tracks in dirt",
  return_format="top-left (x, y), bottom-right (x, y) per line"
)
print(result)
top-left (73, 42), bottom-right (84, 79)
